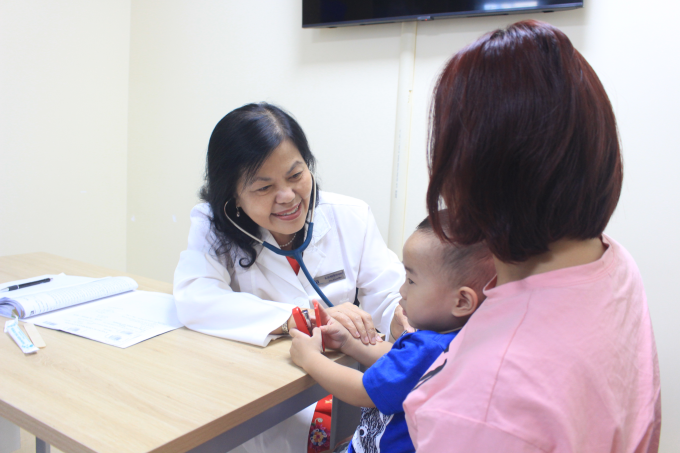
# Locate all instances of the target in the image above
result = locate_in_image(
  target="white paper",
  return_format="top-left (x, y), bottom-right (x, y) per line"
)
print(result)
top-left (0, 275), bottom-right (137, 318)
top-left (30, 291), bottom-right (182, 348)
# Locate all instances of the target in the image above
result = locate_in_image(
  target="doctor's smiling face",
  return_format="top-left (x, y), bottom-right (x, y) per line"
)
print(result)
top-left (236, 139), bottom-right (313, 248)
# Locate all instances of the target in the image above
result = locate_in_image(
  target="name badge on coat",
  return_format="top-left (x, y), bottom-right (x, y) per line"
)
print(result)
top-left (314, 270), bottom-right (346, 287)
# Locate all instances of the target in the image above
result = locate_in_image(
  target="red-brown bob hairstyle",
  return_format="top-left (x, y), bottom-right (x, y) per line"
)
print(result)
top-left (427, 20), bottom-right (622, 263)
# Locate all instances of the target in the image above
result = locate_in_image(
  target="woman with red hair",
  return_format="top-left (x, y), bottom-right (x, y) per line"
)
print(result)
top-left (403, 20), bottom-right (660, 452)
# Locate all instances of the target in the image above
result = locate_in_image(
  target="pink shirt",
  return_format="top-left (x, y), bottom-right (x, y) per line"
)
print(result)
top-left (404, 235), bottom-right (661, 452)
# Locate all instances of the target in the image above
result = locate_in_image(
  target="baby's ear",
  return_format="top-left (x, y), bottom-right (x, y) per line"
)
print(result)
top-left (451, 286), bottom-right (479, 317)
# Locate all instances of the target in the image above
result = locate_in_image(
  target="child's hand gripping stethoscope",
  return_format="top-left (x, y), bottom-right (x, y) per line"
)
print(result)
top-left (291, 300), bottom-right (327, 351)
top-left (290, 301), bottom-right (355, 368)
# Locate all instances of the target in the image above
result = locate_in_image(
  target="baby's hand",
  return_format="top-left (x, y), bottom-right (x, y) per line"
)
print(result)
top-left (290, 327), bottom-right (324, 369)
top-left (390, 304), bottom-right (415, 340)
top-left (320, 317), bottom-right (352, 351)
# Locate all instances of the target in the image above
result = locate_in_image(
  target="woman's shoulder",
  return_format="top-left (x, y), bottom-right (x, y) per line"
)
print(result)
top-left (185, 203), bottom-right (217, 250)
top-left (318, 191), bottom-right (370, 210)
top-left (185, 203), bottom-right (244, 265)
top-left (190, 202), bottom-right (213, 220)
top-left (603, 234), bottom-right (642, 278)
top-left (317, 191), bottom-right (373, 229)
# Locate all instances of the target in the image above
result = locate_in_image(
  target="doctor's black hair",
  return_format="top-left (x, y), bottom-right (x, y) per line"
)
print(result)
top-left (200, 102), bottom-right (318, 268)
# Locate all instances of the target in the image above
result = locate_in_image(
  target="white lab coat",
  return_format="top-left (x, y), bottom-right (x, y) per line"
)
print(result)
top-left (173, 191), bottom-right (404, 453)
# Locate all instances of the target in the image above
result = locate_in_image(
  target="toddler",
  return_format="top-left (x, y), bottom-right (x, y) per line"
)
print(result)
top-left (289, 216), bottom-right (496, 453)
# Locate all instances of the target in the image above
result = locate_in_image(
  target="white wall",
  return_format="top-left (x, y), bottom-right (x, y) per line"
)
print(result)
top-left (1, 0), bottom-right (678, 449)
top-left (126, 0), bottom-right (403, 282)
top-left (0, 0), bottom-right (131, 271)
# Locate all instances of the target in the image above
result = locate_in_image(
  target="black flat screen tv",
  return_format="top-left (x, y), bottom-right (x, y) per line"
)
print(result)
top-left (303, 1), bottom-right (583, 28)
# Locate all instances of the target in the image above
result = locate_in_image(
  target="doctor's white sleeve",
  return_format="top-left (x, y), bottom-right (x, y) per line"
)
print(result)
top-left (353, 205), bottom-right (404, 336)
top-left (173, 207), bottom-right (292, 347)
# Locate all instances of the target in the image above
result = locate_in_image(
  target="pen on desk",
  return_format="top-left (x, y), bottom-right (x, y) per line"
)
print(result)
top-left (0, 277), bottom-right (52, 293)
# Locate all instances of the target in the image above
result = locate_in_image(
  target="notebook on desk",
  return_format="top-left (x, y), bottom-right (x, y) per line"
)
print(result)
top-left (1, 274), bottom-right (183, 348)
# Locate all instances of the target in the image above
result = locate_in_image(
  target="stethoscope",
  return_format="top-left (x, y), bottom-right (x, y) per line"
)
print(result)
top-left (223, 174), bottom-right (334, 307)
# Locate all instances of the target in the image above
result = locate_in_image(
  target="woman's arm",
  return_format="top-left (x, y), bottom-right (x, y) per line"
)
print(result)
top-left (174, 205), bottom-right (293, 347)
top-left (269, 313), bottom-right (298, 335)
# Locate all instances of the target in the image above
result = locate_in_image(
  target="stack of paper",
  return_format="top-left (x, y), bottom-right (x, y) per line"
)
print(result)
top-left (1, 274), bottom-right (183, 348)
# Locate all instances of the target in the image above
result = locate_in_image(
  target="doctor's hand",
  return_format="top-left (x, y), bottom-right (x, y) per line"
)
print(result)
top-left (390, 304), bottom-right (415, 341)
top-left (326, 302), bottom-right (380, 345)
top-left (290, 327), bottom-right (324, 369)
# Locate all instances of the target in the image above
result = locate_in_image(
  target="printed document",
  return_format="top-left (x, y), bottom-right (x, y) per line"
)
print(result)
top-left (1, 274), bottom-right (183, 348)
top-left (30, 290), bottom-right (183, 348)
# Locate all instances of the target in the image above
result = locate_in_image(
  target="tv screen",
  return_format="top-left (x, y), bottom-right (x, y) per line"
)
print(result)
top-left (303, 1), bottom-right (583, 28)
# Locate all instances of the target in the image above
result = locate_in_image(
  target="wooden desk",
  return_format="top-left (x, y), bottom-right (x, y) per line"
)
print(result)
top-left (0, 253), bottom-right (351, 453)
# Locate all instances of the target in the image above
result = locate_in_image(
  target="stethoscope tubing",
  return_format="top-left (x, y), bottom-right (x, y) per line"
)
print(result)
top-left (223, 173), bottom-right (334, 308)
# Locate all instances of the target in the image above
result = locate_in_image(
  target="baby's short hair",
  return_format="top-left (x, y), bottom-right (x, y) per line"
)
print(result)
top-left (416, 215), bottom-right (495, 294)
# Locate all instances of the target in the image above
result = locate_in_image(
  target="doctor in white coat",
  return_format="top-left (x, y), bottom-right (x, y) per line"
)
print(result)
top-left (173, 103), bottom-right (405, 453)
